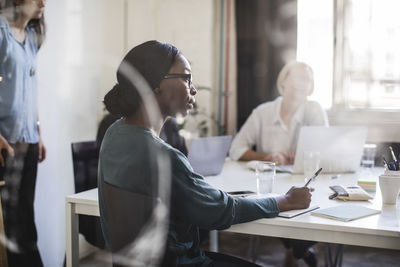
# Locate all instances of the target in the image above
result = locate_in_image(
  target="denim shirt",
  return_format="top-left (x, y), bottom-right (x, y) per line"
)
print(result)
top-left (0, 15), bottom-right (39, 143)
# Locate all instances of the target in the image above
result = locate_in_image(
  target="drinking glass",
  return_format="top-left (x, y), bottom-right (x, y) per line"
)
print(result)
top-left (303, 151), bottom-right (321, 182)
top-left (361, 144), bottom-right (376, 169)
top-left (255, 161), bottom-right (276, 195)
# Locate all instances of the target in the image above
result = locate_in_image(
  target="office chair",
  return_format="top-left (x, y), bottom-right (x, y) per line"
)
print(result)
top-left (101, 181), bottom-right (166, 267)
top-left (71, 141), bottom-right (105, 249)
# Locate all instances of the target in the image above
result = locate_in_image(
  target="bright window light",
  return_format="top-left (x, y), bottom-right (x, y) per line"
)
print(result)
top-left (343, 0), bottom-right (400, 109)
top-left (297, 0), bottom-right (333, 109)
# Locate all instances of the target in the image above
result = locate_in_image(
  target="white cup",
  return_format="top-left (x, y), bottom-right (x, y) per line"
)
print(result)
top-left (303, 151), bottom-right (320, 182)
top-left (379, 174), bottom-right (400, 204)
top-left (255, 161), bottom-right (275, 195)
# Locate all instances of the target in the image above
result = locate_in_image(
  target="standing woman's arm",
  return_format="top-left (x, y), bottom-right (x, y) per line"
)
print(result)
top-left (0, 135), bottom-right (14, 167)
top-left (34, 12), bottom-right (47, 163)
top-left (36, 118), bottom-right (46, 162)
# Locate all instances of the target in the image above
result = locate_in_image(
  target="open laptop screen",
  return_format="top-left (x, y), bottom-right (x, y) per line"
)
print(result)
top-left (187, 135), bottom-right (232, 176)
top-left (293, 126), bottom-right (368, 173)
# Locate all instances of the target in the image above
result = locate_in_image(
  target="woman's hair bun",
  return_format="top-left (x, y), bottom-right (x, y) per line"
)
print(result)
top-left (104, 83), bottom-right (140, 116)
top-left (103, 84), bottom-right (124, 115)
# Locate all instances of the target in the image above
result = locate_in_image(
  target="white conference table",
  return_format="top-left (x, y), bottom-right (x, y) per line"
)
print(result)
top-left (65, 160), bottom-right (400, 267)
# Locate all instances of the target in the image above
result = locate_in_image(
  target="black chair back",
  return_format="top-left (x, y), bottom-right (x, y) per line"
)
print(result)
top-left (102, 182), bottom-right (155, 252)
top-left (71, 141), bottom-right (105, 248)
top-left (102, 182), bottom-right (161, 266)
top-left (71, 141), bottom-right (99, 192)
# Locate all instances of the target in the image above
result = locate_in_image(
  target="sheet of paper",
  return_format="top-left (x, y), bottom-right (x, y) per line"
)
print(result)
top-left (311, 205), bottom-right (380, 222)
top-left (278, 205), bottom-right (320, 218)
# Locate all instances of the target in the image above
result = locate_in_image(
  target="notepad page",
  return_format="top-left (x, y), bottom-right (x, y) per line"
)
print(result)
top-left (278, 205), bottom-right (320, 218)
top-left (311, 204), bottom-right (381, 222)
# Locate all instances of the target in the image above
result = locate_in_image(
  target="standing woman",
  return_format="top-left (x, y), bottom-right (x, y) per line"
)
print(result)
top-left (0, 0), bottom-right (46, 266)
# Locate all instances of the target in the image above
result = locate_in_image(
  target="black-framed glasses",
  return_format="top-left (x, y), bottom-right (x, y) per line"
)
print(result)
top-left (163, 73), bottom-right (193, 89)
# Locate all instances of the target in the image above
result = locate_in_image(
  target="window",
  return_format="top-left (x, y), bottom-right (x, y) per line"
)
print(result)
top-left (298, 0), bottom-right (400, 110)
top-left (297, 0), bottom-right (333, 109)
top-left (337, 0), bottom-right (400, 109)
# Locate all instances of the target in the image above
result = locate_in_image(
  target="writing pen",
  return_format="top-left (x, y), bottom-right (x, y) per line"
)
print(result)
top-left (389, 146), bottom-right (397, 162)
top-left (304, 167), bottom-right (322, 187)
top-left (382, 156), bottom-right (391, 170)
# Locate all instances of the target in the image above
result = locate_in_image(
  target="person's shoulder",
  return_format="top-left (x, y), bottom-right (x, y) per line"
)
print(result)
top-left (305, 100), bottom-right (324, 111)
top-left (160, 139), bottom-right (185, 161)
top-left (103, 120), bottom-right (151, 145)
top-left (0, 15), bottom-right (9, 29)
top-left (303, 100), bottom-right (328, 124)
top-left (161, 139), bottom-right (194, 174)
top-left (253, 98), bottom-right (280, 114)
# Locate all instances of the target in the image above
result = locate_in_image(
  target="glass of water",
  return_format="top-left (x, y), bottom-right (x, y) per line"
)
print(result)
top-left (361, 144), bottom-right (376, 169)
top-left (255, 161), bottom-right (276, 195)
top-left (303, 151), bottom-right (321, 182)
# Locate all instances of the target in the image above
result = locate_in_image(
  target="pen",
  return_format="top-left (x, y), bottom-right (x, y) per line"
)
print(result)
top-left (388, 162), bottom-right (397, 171)
top-left (304, 167), bottom-right (322, 187)
top-left (389, 146), bottom-right (397, 163)
top-left (382, 156), bottom-right (389, 169)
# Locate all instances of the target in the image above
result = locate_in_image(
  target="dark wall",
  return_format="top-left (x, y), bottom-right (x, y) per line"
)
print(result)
top-left (235, 0), bottom-right (297, 129)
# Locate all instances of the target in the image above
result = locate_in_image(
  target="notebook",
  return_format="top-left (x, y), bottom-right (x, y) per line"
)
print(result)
top-left (187, 135), bottom-right (232, 176)
top-left (292, 126), bottom-right (368, 174)
top-left (278, 205), bottom-right (320, 218)
top-left (311, 204), bottom-right (380, 222)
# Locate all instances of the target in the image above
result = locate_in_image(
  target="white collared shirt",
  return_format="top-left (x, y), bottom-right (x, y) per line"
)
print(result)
top-left (229, 97), bottom-right (329, 160)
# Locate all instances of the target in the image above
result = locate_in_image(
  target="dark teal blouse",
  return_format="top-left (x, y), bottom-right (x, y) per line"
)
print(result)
top-left (98, 119), bottom-right (279, 266)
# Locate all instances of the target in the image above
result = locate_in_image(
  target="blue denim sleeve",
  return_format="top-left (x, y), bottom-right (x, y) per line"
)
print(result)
top-left (170, 151), bottom-right (280, 230)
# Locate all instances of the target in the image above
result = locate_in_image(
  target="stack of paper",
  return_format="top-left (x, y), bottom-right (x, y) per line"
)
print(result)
top-left (357, 179), bottom-right (376, 193)
top-left (311, 205), bottom-right (380, 222)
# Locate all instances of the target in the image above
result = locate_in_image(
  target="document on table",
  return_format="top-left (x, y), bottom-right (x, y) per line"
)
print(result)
top-left (278, 205), bottom-right (320, 218)
top-left (311, 204), bottom-right (381, 222)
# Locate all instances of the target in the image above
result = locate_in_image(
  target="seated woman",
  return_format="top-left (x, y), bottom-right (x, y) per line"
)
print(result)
top-left (98, 41), bottom-right (313, 267)
top-left (229, 61), bottom-right (328, 267)
top-left (229, 61), bottom-right (328, 165)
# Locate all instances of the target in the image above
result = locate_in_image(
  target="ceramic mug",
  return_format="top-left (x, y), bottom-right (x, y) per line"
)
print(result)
top-left (379, 174), bottom-right (400, 205)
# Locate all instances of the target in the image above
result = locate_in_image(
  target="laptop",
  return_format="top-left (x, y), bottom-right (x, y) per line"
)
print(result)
top-left (292, 126), bottom-right (368, 174)
top-left (187, 135), bottom-right (232, 176)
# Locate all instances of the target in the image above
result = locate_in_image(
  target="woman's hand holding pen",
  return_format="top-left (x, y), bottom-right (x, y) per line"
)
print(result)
top-left (275, 186), bottom-right (313, 212)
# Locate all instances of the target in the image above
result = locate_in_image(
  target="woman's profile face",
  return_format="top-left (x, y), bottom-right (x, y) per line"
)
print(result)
top-left (18, 0), bottom-right (46, 20)
top-left (157, 54), bottom-right (196, 117)
top-left (281, 65), bottom-right (312, 102)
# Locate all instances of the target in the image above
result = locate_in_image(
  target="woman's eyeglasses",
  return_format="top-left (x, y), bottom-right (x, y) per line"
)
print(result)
top-left (163, 73), bottom-right (193, 89)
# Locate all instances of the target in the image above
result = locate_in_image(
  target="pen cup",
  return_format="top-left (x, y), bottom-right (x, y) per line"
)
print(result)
top-left (255, 161), bottom-right (275, 195)
top-left (379, 173), bottom-right (400, 205)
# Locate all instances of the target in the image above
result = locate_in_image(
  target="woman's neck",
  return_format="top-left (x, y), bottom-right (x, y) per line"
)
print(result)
top-left (280, 97), bottom-right (304, 127)
top-left (9, 15), bottom-right (30, 43)
top-left (124, 106), bottom-right (165, 135)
